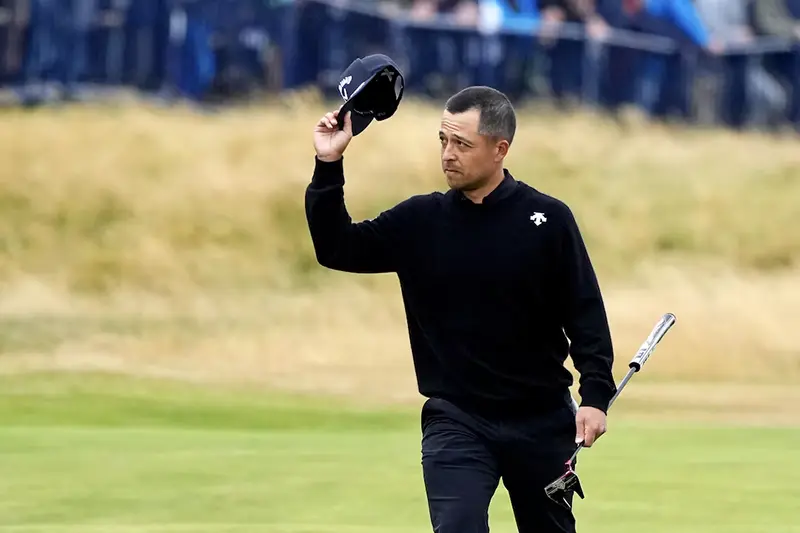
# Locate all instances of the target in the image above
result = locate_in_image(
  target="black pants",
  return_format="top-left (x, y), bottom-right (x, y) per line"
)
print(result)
top-left (420, 397), bottom-right (578, 533)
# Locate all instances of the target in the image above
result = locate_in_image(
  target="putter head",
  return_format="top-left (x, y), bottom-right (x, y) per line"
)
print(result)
top-left (544, 461), bottom-right (585, 510)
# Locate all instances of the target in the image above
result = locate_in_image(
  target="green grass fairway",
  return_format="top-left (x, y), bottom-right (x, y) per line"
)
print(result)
top-left (1, 373), bottom-right (798, 533)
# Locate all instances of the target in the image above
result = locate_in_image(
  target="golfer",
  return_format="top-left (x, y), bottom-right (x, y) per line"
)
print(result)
top-left (305, 85), bottom-right (616, 533)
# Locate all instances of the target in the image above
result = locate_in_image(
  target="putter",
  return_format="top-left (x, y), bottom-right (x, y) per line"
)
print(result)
top-left (544, 312), bottom-right (677, 510)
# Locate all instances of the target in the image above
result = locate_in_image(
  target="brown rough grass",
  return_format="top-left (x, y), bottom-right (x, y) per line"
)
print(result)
top-left (0, 97), bottom-right (798, 419)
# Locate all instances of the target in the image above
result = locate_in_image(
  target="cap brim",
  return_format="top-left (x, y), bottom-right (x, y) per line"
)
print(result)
top-left (340, 99), bottom-right (374, 136)
top-left (350, 113), bottom-right (374, 136)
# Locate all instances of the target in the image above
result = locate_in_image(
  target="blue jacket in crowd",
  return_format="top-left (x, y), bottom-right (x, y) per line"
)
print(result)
top-left (598, 0), bottom-right (710, 48)
top-left (482, 0), bottom-right (540, 32)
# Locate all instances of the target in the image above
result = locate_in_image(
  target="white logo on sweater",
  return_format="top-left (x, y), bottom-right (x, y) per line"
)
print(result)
top-left (530, 212), bottom-right (547, 226)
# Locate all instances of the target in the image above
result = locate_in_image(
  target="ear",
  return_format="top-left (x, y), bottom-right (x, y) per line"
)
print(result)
top-left (494, 139), bottom-right (510, 161)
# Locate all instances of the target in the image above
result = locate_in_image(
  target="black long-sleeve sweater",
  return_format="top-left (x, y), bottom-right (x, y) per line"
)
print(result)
top-left (305, 157), bottom-right (616, 416)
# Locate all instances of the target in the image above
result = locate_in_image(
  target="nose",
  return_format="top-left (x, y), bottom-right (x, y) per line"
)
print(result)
top-left (442, 143), bottom-right (457, 162)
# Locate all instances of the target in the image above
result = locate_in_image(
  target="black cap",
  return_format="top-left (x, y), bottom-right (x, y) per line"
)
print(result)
top-left (336, 54), bottom-right (405, 136)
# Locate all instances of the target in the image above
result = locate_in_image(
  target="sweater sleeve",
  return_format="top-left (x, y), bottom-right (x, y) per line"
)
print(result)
top-left (304, 156), bottom-right (421, 274)
top-left (555, 204), bottom-right (617, 413)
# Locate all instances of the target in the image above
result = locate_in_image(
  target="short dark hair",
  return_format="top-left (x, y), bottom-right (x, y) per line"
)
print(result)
top-left (444, 86), bottom-right (516, 144)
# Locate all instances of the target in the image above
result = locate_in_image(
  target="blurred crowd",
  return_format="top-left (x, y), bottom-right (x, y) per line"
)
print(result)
top-left (399, 0), bottom-right (800, 48)
top-left (1, 0), bottom-right (799, 131)
top-left (412, 0), bottom-right (800, 129)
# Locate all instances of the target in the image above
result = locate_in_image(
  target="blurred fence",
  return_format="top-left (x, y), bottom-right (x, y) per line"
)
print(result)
top-left (1, 0), bottom-right (799, 131)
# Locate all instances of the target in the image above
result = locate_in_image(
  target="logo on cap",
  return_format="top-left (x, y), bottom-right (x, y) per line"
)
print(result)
top-left (380, 68), bottom-right (395, 81)
top-left (338, 76), bottom-right (352, 101)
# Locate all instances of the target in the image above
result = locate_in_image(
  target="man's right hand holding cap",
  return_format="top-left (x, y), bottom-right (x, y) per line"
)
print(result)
top-left (314, 107), bottom-right (353, 163)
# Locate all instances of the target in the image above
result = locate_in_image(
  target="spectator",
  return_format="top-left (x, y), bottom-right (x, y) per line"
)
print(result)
top-left (599, 0), bottom-right (714, 48)
top-left (486, 0), bottom-right (539, 30)
top-left (448, 0), bottom-right (480, 25)
top-left (750, 0), bottom-right (800, 39)
top-left (20, 0), bottom-right (96, 103)
top-left (1, 0), bottom-right (28, 82)
top-left (403, 0), bottom-right (479, 98)
top-left (749, 0), bottom-right (800, 129)
top-left (159, 0), bottom-right (216, 102)
top-left (536, 0), bottom-right (608, 106)
top-left (57, 0), bottom-right (97, 99)
top-left (695, 0), bottom-right (752, 44)
top-left (695, 0), bottom-right (787, 129)
top-left (409, 0), bottom-right (439, 19)
top-left (539, 0), bottom-right (608, 36)
top-left (598, 0), bottom-right (717, 121)
top-left (409, 0), bottom-right (478, 23)
top-left (125, 0), bottom-right (170, 91)
top-left (19, 0), bottom-right (57, 104)
top-left (478, 0), bottom-right (540, 99)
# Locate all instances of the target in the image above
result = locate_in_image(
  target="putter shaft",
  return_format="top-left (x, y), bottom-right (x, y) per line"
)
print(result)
top-left (545, 313), bottom-right (676, 510)
top-left (567, 313), bottom-right (676, 465)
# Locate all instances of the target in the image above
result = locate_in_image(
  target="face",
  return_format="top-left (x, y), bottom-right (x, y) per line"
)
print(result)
top-left (439, 109), bottom-right (509, 192)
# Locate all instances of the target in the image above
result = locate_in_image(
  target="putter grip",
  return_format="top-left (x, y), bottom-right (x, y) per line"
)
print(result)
top-left (629, 313), bottom-right (676, 371)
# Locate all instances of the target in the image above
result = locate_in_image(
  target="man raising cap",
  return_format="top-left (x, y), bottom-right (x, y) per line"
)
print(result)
top-left (305, 85), bottom-right (617, 533)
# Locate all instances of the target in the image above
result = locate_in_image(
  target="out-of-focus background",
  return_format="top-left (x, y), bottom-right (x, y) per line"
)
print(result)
top-left (0, 1), bottom-right (799, 532)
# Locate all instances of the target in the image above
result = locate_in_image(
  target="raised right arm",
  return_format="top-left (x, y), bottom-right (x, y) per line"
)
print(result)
top-left (305, 157), bottom-right (421, 274)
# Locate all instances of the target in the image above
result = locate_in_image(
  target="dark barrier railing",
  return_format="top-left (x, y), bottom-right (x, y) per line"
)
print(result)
top-left (0, 0), bottom-right (798, 131)
top-left (291, 0), bottom-right (800, 129)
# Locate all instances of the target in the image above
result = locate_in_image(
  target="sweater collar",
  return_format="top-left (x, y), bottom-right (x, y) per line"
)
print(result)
top-left (451, 169), bottom-right (519, 207)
